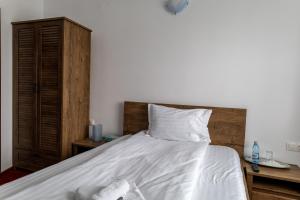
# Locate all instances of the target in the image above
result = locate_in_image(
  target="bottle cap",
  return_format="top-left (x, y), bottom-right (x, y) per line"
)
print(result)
top-left (89, 119), bottom-right (95, 125)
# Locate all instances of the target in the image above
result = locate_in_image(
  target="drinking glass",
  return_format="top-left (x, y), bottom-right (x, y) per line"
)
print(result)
top-left (265, 150), bottom-right (273, 161)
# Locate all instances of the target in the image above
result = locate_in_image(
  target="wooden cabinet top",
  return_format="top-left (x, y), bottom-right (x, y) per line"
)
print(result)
top-left (11, 17), bottom-right (92, 32)
top-left (244, 162), bottom-right (300, 184)
top-left (73, 139), bottom-right (106, 149)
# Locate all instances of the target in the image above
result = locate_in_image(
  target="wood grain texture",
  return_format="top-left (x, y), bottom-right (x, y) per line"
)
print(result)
top-left (123, 101), bottom-right (247, 157)
top-left (37, 20), bottom-right (62, 158)
top-left (245, 162), bottom-right (300, 200)
top-left (252, 191), bottom-right (296, 200)
top-left (61, 20), bottom-right (91, 159)
top-left (11, 17), bottom-right (92, 32)
top-left (73, 139), bottom-right (106, 149)
top-left (242, 163), bottom-right (251, 200)
top-left (245, 163), bottom-right (300, 184)
top-left (72, 139), bottom-right (106, 156)
top-left (13, 24), bottom-right (36, 154)
top-left (13, 18), bottom-right (91, 171)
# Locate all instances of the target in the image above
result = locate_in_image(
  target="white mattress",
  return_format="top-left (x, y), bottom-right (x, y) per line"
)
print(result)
top-left (0, 135), bottom-right (246, 200)
top-left (192, 145), bottom-right (247, 200)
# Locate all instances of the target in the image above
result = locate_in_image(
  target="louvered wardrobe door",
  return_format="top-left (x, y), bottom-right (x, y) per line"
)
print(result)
top-left (13, 25), bottom-right (37, 151)
top-left (36, 23), bottom-right (62, 157)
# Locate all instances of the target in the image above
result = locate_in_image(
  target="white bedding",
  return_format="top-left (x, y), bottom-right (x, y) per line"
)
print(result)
top-left (192, 146), bottom-right (247, 200)
top-left (2, 133), bottom-right (208, 200)
top-left (0, 135), bottom-right (131, 199)
top-left (0, 134), bottom-right (247, 200)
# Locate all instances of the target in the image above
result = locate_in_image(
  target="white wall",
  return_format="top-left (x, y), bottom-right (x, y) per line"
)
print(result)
top-left (1, 0), bottom-right (299, 170)
top-left (44, 0), bottom-right (300, 166)
top-left (43, 0), bottom-right (300, 165)
top-left (0, 0), bottom-right (43, 171)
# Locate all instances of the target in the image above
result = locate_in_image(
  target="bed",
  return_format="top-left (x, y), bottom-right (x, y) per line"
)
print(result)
top-left (0, 101), bottom-right (248, 200)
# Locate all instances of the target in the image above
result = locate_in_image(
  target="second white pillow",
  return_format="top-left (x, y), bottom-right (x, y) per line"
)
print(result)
top-left (148, 104), bottom-right (212, 143)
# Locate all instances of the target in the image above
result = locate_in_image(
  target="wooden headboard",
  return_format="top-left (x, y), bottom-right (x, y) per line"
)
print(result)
top-left (123, 101), bottom-right (247, 157)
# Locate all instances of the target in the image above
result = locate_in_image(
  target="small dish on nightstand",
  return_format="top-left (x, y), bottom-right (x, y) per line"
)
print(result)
top-left (244, 156), bottom-right (290, 169)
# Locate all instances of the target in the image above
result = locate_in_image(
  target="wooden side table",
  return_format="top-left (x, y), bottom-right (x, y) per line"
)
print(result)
top-left (244, 162), bottom-right (300, 200)
top-left (72, 139), bottom-right (106, 156)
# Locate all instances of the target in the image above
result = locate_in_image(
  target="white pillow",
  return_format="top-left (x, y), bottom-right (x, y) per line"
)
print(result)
top-left (148, 104), bottom-right (212, 143)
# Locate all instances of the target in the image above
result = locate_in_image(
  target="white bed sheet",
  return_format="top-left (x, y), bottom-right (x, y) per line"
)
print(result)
top-left (0, 135), bottom-right (131, 199)
top-left (192, 145), bottom-right (247, 200)
top-left (1, 133), bottom-right (208, 200)
top-left (0, 135), bottom-right (247, 200)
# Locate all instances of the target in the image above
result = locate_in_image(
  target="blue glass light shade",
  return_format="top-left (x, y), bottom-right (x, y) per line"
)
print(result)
top-left (166, 0), bottom-right (189, 15)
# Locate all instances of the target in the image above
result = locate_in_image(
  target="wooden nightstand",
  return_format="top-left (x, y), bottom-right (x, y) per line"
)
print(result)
top-left (244, 162), bottom-right (300, 200)
top-left (72, 139), bottom-right (106, 156)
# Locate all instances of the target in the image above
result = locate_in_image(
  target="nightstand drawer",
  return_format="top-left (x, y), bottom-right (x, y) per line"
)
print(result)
top-left (252, 191), bottom-right (298, 200)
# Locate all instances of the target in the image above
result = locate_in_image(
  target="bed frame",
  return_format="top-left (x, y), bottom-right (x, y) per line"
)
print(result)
top-left (123, 101), bottom-right (247, 157)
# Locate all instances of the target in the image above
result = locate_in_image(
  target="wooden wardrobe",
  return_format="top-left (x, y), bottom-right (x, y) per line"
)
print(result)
top-left (12, 17), bottom-right (91, 171)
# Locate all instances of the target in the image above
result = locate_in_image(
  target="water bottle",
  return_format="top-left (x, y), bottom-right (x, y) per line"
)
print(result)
top-left (252, 141), bottom-right (260, 164)
top-left (89, 119), bottom-right (96, 140)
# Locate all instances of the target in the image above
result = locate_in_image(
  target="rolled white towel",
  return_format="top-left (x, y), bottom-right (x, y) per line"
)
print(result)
top-left (91, 179), bottom-right (130, 200)
top-left (75, 186), bottom-right (103, 200)
top-left (124, 183), bottom-right (146, 200)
